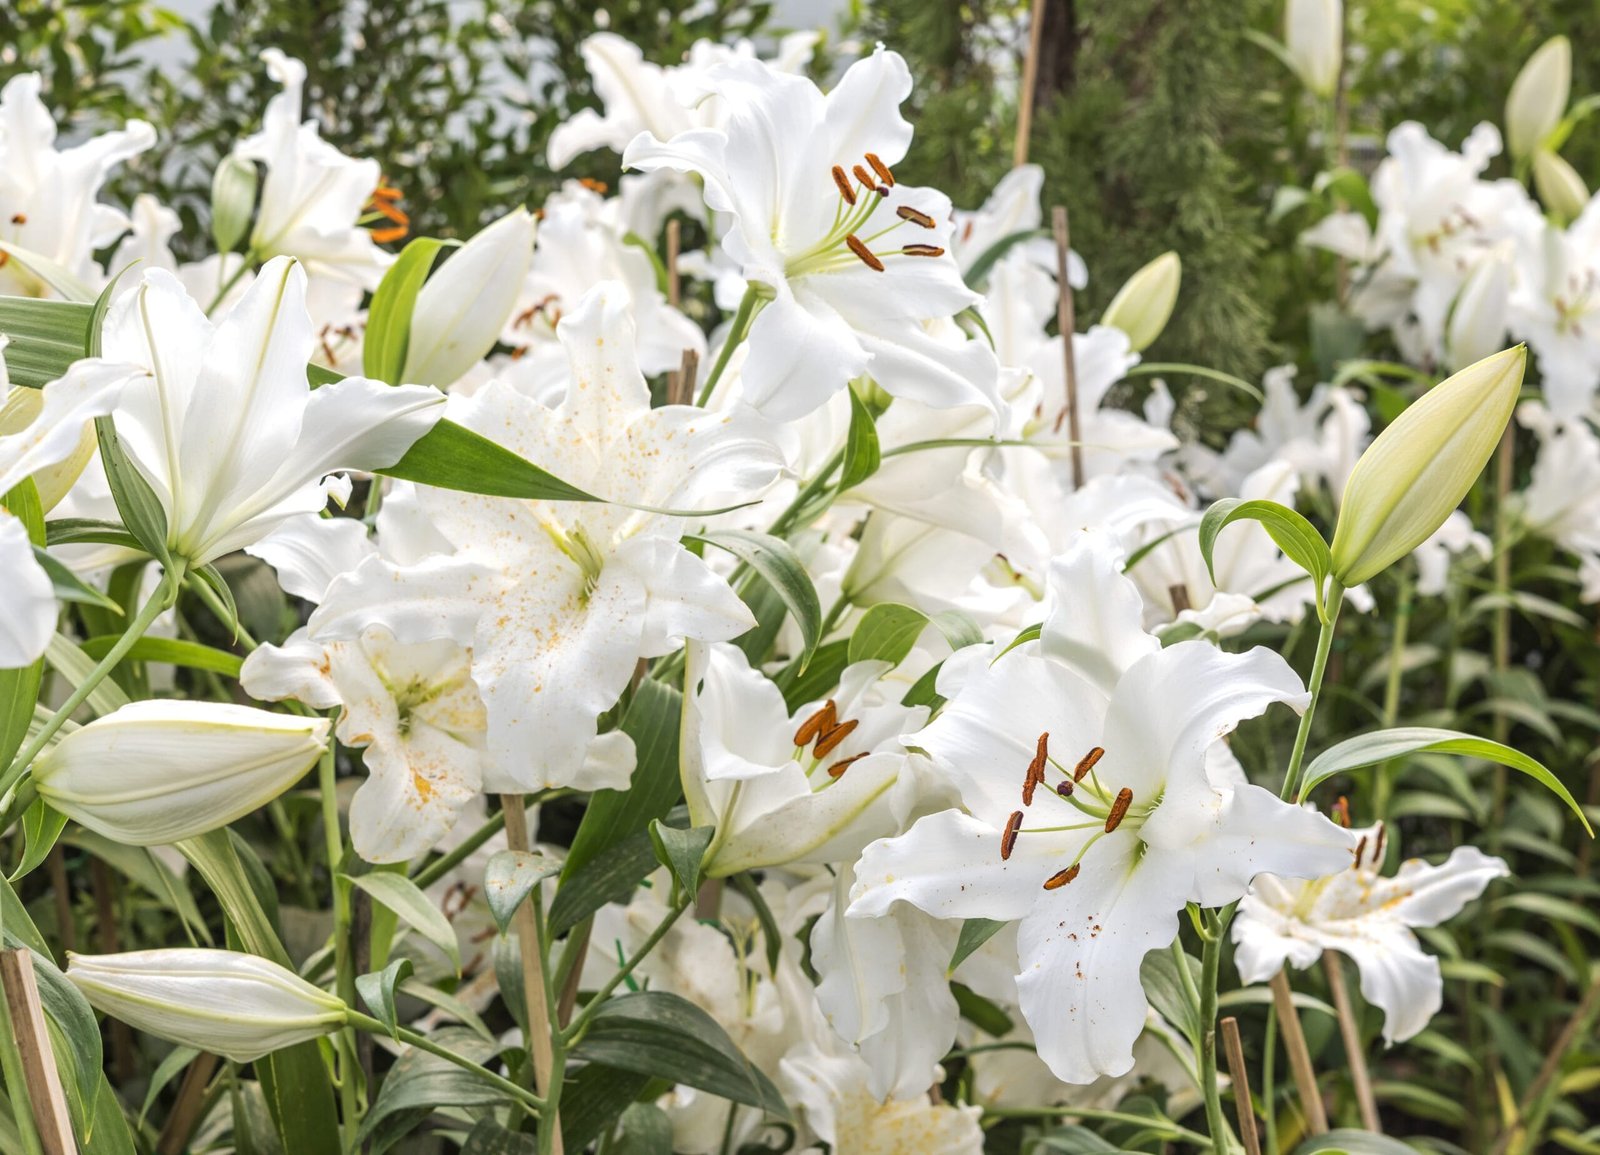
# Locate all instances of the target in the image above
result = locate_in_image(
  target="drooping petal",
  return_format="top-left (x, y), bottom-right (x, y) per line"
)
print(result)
top-left (0, 514), bottom-right (54, 669)
top-left (238, 630), bottom-right (343, 711)
top-left (628, 537), bottom-right (756, 657)
top-left (0, 359), bottom-right (129, 496)
top-left (1378, 846), bottom-right (1510, 928)
top-left (349, 721), bottom-right (482, 864)
top-left (1342, 929), bottom-right (1446, 1045)
top-left (309, 554), bottom-right (500, 648)
top-left (244, 513), bottom-right (374, 604)
top-left (1038, 532), bottom-right (1160, 695)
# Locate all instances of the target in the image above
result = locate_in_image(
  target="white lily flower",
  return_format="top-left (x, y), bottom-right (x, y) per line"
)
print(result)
top-left (849, 535), bottom-right (1355, 1083)
top-left (1234, 828), bottom-right (1508, 1043)
top-left (625, 49), bottom-right (1000, 421)
top-left (0, 346), bottom-right (129, 668)
top-left (0, 73), bottom-right (155, 297)
top-left (1411, 509), bottom-right (1490, 596)
top-left (684, 641), bottom-right (945, 878)
top-left (402, 208), bottom-right (537, 389)
top-left (1507, 207), bottom-right (1600, 418)
top-left (33, 700), bottom-right (330, 845)
top-left (90, 256), bottom-right (443, 565)
top-left (949, 164), bottom-right (1082, 285)
top-left (311, 283), bottom-right (782, 791)
top-left (1516, 402), bottom-right (1600, 600)
top-left (781, 1040), bottom-right (984, 1155)
top-left (234, 50), bottom-right (392, 294)
top-left (1284, 0), bottom-right (1343, 99)
top-left (68, 948), bottom-right (345, 1063)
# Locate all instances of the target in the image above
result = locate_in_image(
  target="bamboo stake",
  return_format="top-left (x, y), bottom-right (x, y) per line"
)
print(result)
top-left (1014, 0), bottom-right (1048, 167)
top-left (1051, 206), bottom-right (1086, 488)
top-left (155, 1051), bottom-right (220, 1155)
top-left (501, 794), bottom-right (562, 1155)
top-left (0, 950), bottom-right (77, 1155)
top-left (665, 219), bottom-right (684, 403)
top-left (1220, 1016), bottom-right (1262, 1155)
top-left (1323, 953), bottom-right (1381, 1132)
top-left (1270, 969), bottom-right (1329, 1135)
top-left (671, 347), bottom-right (700, 409)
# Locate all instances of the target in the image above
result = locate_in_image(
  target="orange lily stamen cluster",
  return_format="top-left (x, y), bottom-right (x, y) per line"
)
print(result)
top-left (794, 699), bottom-right (863, 778)
top-left (368, 183), bottom-right (409, 244)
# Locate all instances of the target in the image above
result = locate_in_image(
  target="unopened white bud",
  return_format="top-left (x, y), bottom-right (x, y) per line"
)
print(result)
top-left (1100, 252), bottom-right (1181, 353)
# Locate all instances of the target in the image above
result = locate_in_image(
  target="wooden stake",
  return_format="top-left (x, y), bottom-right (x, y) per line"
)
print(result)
top-left (1014, 0), bottom-right (1048, 168)
top-left (1323, 953), bottom-right (1381, 1132)
top-left (155, 1051), bottom-right (220, 1155)
top-left (665, 219), bottom-right (684, 402)
top-left (0, 949), bottom-right (77, 1155)
top-left (1221, 1016), bottom-right (1263, 1155)
top-left (88, 858), bottom-right (133, 1082)
top-left (1270, 969), bottom-right (1329, 1135)
top-left (669, 347), bottom-right (700, 409)
top-left (501, 794), bottom-right (563, 1155)
top-left (1051, 206), bottom-right (1086, 488)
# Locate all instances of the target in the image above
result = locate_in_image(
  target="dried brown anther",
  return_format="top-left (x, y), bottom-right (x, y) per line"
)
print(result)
top-left (901, 244), bottom-right (945, 258)
top-left (865, 152), bottom-right (896, 187)
top-left (794, 700), bottom-right (838, 748)
top-left (1001, 810), bottom-right (1024, 860)
top-left (1043, 864), bottom-right (1080, 890)
top-left (845, 234), bottom-right (885, 272)
top-left (813, 717), bottom-right (860, 758)
top-left (832, 165), bottom-right (857, 206)
top-left (826, 752), bottom-right (869, 779)
top-left (1074, 746), bottom-right (1105, 782)
top-left (1104, 787), bottom-right (1133, 833)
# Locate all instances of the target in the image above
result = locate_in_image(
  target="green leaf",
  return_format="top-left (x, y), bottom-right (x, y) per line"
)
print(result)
top-left (364, 237), bottom-right (452, 384)
top-left (9, 799), bottom-right (67, 883)
top-left (1140, 949), bottom-right (1203, 1049)
top-left (563, 682), bottom-right (684, 879)
top-left (0, 244), bottom-right (97, 303)
top-left (560, 1064), bottom-right (659, 1152)
top-left (191, 563), bottom-right (240, 639)
top-left (962, 227), bottom-right (1049, 288)
top-left (483, 849), bottom-right (563, 934)
top-left (1199, 497), bottom-right (1332, 620)
top-left (993, 622), bottom-right (1042, 663)
top-left (689, 530), bottom-right (822, 669)
top-left (549, 825), bottom-right (661, 938)
top-left (379, 417), bottom-right (598, 503)
top-left (838, 387), bottom-right (882, 490)
top-left (138, 1044), bottom-right (200, 1127)
top-left (571, 991), bottom-right (791, 1120)
top-left (355, 1028), bottom-right (508, 1149)
top-left (612, 1102), bottom-right (675, 1154)
top-left (949, 918), bottom-right (1006, 975)
top-left (66, 830), bottom-right (211, 945)
top-left (0, 937), bottom-right (103, 1138)
top-left (93, 414), bottom-right (170, 564)
top-left (0, 482), bottom-right (46, 775)
top-left (31, 546), bottom-right (122, 612)
top-left (648, 821), bottom-right (714, 902)
top-left (78, 634), bottom-right (243, 677)
top-left (0, 297), bottom-right (92, 388)
top-left (848, 603), bottom-right (929, 666)
top-left (355, 957), bottom-right (414, 1041)
top-left (460, 1118), bottom-right (539, 1154)
top-left (950, 981), bottom-right (1013, 1037)
top-left (43, 517), bottom-right (142, 551)
top-left (776, 638), bottom-right (850, 713)
top-left (726, 871), bottom-right (785, 974)
top-left (345, 872), bottom-right (462, 971)
top-left (46, 633), bottom-right (131, 715)
top-left (1293, 1130), bottom-right (1422, 1154)
top-left (1299, 727), bottom-right (1592, 835)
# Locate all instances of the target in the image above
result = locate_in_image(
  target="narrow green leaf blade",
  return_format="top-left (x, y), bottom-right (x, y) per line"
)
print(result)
top-left (838, 387), bottom-right (882, 490)
top-left (364, 237), bottom-right (451, 384)
top-left (346, 871), bottom-right (463, 970)
top-left (690, 529), bottom-right (822, 669)
top-left (355, 957), bottom-right (414, 1041)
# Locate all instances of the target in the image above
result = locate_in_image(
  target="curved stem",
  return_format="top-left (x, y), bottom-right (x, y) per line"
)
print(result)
top-left (1, 566), bottom-right (181, 795)
top-left (345, 1010), bottom-right (545, 1113)
top-left (1284, 584), bottom-right (1345, 803)
top-left (696, 286), bottom-right (761, 407)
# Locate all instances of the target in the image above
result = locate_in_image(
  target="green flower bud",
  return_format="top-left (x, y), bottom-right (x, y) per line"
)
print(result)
top-left (1331, 346), bottom-right (1525, 587)
top-left (211, 155), bottom-right (259, 255)
top-left (1100, 252), bottom-right (1181, 353)
top-left (1532, 150), bottom-right (1589, 226)
top-left (1506, 36), bottom-right (1570, 160)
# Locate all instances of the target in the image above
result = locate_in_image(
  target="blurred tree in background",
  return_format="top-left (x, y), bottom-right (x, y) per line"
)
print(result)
top-left (2, 0), bottom-right (1597, 378)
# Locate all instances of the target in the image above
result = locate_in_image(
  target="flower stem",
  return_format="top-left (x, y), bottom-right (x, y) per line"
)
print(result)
top-left (345, 1010), bottom-right (545, 1113)
top-left (981, 1106), bottom-right (1211, 1147)
top-left (696, 286), bottom-right (762, 407)
top-left (1199, 910), bottom-right (1240, 1154)
top-left (1372, 564), bottom-right (1413, 821)
top-left (562, 896), bottom-right (688, 1046)
top-left (501, 794), bottom-right (564, 1155)
top-left (1283, 584), bottom-right (1345, 803)
top-left (1, 566), bottom-right (181, 795)
top-left (319, 730), bottom-right (362, 1142)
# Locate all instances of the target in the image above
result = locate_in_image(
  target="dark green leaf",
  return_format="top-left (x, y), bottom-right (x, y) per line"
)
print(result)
top-left (1199, 498), bottom-right (1331, 620)
top-left (345, 872), bottom-right (462, 970)
top-left (31, 546), bottom-right (121, 611)
top-left (560, 1064), bottom-right (657, 1152)
top-left (838, 387), bottom-right (882, 490)
top-left (483, 849), bottom-right (563, 934)
top-left (364, 237), bottom-right (451, 384)
top-left (549, 826), bottom-right (661, 938)
top-left (379, 418), bottom-right (598, 503)
top-left (355, 957), bottom-right (414, 1041)
top-left (355, 1028), bottom-right (507, 1148)
top-left (1140, 949), bottom-right (1202, 1049)
top-left (460, 1118), bottom-right (538, 1154)
top-left (949, 918), bottom-right (1006, 975)
top-left (78, 634), bottom-right (243, 677)
top-left (93, 415), bottom-right (169, 564)
top-left (612, 1102), bottom-right (674, 1154)
top-left (10, 798), bottom-right (68, 883)
top-left (848, 603), bottom-right (929, 667)
top-left (951, 981), bottom-right (1013, 1037)
top-left (690, 530), bottom-right (822, 670)
top-left (0, 297), bottom-right (92, 388)
top-left (648, 821), bottom-right (714, 902)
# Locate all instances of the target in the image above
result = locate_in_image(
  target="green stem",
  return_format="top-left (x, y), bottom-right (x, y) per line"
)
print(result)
top-left (981, 1106), bottom-right (1212, 1147)
top-left (562, 897), bottom-right (689, 1045)
top-left (186, 571), bottom-right (259, 650)
top-left (345, 1010), bottom-right (545, 1113)
top-left (1200, 910), bottom-right (1239, 1154)
top-left (696, 286), bottom-right (762, 407)
top-left (1283, 585), bottom-right (1345, 803)
top-left (1263, 1000), bottom-right (1279, 1155)
top-left (533, 886), bottom-right (566, 1155)
top-left (1, 566), bottom-right (181, 795)
top-left (204, 249), bottom-right (257, 315)
top-left (1373, 564), bottom-right (1412, 822)
top-left (319, 731), bottom-right (360, 1143)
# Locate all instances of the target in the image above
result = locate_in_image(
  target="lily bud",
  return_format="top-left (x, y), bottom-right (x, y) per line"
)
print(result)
top-left (1100, 251), bottom-right (1181, 353)
top-left (402, 208), bottom-right (537, 387)
top-left (211, 154), bottom-right (259, 256)
top-left (67, 949), bottom-right (346, 1063)
top-left (0, 386), bottom-right (95, 512)
top-left (33, 701), bottom-right (329, 845)
top-left (1446, 251), bottom-right (1512, 371)
top-left (1532, 150), bottom-right (1589, 226)
top-left (1331, 346), bottom-right (1525, 586)
top-left (1506, 36), bottom-right (1570, 160)
top-left (1284, 0), bottom-right (1343, 99)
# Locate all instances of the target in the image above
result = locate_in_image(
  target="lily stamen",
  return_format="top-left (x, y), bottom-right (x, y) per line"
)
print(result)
top-left (1043, 864), bottom-right (1080, 890)
top-left (845, 234), bottom-right (885, 272)
top-left (793, 700), bottom-right (837, 747)
top-left (851, 163), bottom-right (881, 194)
top-left (1372, 821), bottom-right (1387, 865)
top-left (1001, 810), bottom-right (1024, 860)
top-left (832, 165), bottom-right (857, 206)
top-left (900, 243), bottom-right (945, 258)
top-left (1074, 746), bottom-right (1105, 782)
top-left (865, 152), bottom-right (896, 186)
top-left (1055, 780), bottom-right (1074, 798)
top-left (826, 752), bottom-right (868, 779)
top-left (1352, 834), bottom-right (1368, 866)
top-left (895, 206), bottom-right (935, 228)
top-left (812, 717), bottom-right (859, 758)
top-left (1023, 732), bottom-right (1049, 806)
top-left (1104, 787), bottom-right (1134, 833)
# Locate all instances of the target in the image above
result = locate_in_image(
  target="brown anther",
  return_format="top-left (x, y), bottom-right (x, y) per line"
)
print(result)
top-left (1352, 835), bottom-right (1368, 866)
top-left (371, 225), bottom-right (409, 244)
top-left (1001, 810), bottom-right (1024, 860)
top-left (1043, 864), bottom-right (1080, 890)
top-left (831, 165), bottom-right (857, 206)
top-left (845, 234), bottom-right (885, 272)
top-left (1104, 787), bottom-right (1134, 833)
top-left (1334, 795), bottom-right (1351, 828)
top-left (372, 200), bottom-right (410, 227)
top-left (794, 700), bottom-right (838, 748)
top-left (1022, 732), bottom-right (1049, 806)
top-left (1372, 821), bottom-right (1387, 864)
top-left (901, 244), bottom-right (945, 258)
top-left (578, 177), bottom-right (610, 195)
top-left (865, 152), bottom-right (896, 187)
top-left (372, 184), bottom-right (403, 201)
top-left (895, 206), bottom-right (936, 229)
top-left (826, 752), bottom-right (869, 779)
top-left (852, 164), bottom-right (880, 194)
top-left (813, 717), bottom-right (860, 758)
top-left (1055, 780), bottom-right (1074, 799)
top-left (1073, 746), bottom-right (1105, 782)
top-left (10, 213), bottom-right (25, 226)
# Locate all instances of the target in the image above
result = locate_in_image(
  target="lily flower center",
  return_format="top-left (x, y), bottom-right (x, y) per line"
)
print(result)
top-left (543, 519), bottom-right (607, 602)
top-left (364, 182), bottom-right (410, 245)
top-left (792, 698), bottom-right (867, 788)
top-left (783, 153), bottom-right (946, 279)
top-left (1552, 268), bottom-right (1600, 336)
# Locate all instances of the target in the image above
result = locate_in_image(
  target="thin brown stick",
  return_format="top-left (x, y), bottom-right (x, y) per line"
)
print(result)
top-left (1220, 1016), bottom-right (1262, 1155)
top-left (669, 347), bottom-right (700, 409)
top-left (1169, 583), bottom-right (1192, 616)
top-left (1051, 206), bottom-right (1085, 488)
top-left (1014, 0), bottom-right (1048, 167)
top-left (556, 918), bottom-right (592, 1029)
top-left (89, 858), bottom-right (134, 1082)
top-left (46, 847), bottom-right (74, 956)
top-left (500, 794), bottom-right (563, 1155)
top-left (1, 949), bottom-right (77, 1155)
top-left (1491, 967), bottom-right (1600, 1155)
top-left (695, 878), bottom-right (725, 921)
top-left (1270, 969), bottom-right (1328, 1135)
top-left (155, 1051), bottom-right (221, 1155)
top-left (1323, 953), bottom-right (1381, 1132)
top-left (665, 219), bottom-right (684, 401)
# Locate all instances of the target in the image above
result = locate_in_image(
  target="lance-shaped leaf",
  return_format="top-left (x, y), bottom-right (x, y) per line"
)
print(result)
top-left (689, 530), bottom-right (822, 669)
top-left (355, 957), bottom-right (414, 1041)
top-left (1200, 497), bottom-right (1333, 621)
top-left (483, 850), bottom-right (563, 935)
